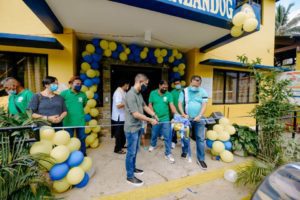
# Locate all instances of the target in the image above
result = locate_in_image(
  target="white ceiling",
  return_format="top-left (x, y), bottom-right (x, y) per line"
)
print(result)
top-left (46, 0), bottom-right (229, 51)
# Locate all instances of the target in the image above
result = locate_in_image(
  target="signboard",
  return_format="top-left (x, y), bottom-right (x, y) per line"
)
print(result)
top-left (278, 71), bottom-right (300, 105)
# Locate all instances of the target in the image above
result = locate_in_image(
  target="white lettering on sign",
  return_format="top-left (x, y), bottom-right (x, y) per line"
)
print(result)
top-left (167, 0), bottom-right (234, 19)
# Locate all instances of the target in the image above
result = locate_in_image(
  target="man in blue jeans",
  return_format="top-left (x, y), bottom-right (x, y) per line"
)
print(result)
top-left (124, 74), bottom-right (158, 186)
top-left (178, 75), bottom-right (208, 170)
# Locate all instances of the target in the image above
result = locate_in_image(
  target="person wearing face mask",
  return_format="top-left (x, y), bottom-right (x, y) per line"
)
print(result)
top-left (124, 73), bottom-right (158, 186)
top-left (111, 80), bottom-right (130, 154)
top-left (178, 75), bottom-right (208, 170)
top-left (2, 77), bottom-right (33, 115)
top-left (148, 80), bottom-right (178, 164)
top-left (28, 76), bottom-right (67, 128)
top-left (60, 76), bottom-right (88, 155)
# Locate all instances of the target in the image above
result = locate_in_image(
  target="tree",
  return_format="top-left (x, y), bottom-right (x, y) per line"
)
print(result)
top-left (275, 3), bottom-right (300, 36)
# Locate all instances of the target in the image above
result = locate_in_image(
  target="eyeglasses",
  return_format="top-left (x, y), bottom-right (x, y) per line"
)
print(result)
top-left (194, 79), bottom-right (201, 82)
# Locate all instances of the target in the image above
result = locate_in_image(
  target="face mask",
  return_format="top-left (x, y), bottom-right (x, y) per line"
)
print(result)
top-left (74, 85), bottom-right (82, 92)
top-left (141, 84), bottom-right (147, 93)
top-left (190, 86), bottom-right (198, 92)
top-left (50, 84), bottom-right (58, 92)
top-left (160, 89), bottom-right (167, 94)
top-left (7, 90), bottom-right (17, 95)
top-left (175, 84), bottom-right (181, 90)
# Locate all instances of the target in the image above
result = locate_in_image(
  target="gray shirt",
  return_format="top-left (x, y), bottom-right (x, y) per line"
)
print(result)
top-left (124, 87), bottom-right (145, 133)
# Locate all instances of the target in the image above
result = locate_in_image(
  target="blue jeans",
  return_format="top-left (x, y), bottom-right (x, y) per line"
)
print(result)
top-left (125, 129), bottom-right (142, 179)
top-left (150, 123), bottom-right (171, 156)
top-left (181, 136), bottom-right (191, 157)
top-left (66, 128), bottom-right (86, 155)
top-left (190, 121), bottom-right (206, 161)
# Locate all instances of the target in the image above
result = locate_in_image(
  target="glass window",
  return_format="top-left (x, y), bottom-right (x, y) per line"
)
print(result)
top-left (213, 71), bottom-right (224, 103)
top-left (225, 72), bottom-right (238, 103)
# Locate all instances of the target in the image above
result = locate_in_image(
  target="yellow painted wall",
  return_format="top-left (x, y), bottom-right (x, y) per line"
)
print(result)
top-left (296, 51), bottom-right (300, 71)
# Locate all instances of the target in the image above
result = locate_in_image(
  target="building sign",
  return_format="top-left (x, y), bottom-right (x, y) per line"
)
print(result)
top-left (159, 0), bottom-right (236, 20)
top-left (278, 71), bottom-right (300, 105)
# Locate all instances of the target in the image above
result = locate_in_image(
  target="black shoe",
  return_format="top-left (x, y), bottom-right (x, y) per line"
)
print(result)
top-left (181, 153), bottom-right (187, 158)
top-left (127, 176), bottom-right (144, 186)
top-left (134, 168), bottom-right (144, 175)
top-left (197, 160), bottom-right (207, 170)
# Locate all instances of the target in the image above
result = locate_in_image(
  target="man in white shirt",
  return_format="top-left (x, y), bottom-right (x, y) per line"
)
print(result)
top-left (112, 80), bottom-right (130, 154)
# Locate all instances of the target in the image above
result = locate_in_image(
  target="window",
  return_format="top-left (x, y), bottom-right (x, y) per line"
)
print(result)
top-left (0, 52), bottom-right (47, 97)
top-left (212, 69), bottom-right (257, 104)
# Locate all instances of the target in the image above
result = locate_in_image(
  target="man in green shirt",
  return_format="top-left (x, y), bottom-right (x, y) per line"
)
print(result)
top-left (61, 76), bottom-right (88, 155)
top-left (3, 77), bottom-right (33, 115)
top-left (148, 80), bottom-right (178, 163)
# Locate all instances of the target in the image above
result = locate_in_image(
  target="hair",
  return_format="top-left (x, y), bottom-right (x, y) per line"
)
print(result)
top-left (173, 78), bottom-right (181, 83)
top-left (190, 75), bottom-right (202, 83)
top-left (118, 80), bottom-right (130, 87)
top-left (42, 76), bottom-right (57, 87)
top-left (1, 77), bottom-right (22, 87)
top-left (159, 80), bottom-right (168, 85)
top-left (134, 73), bottom-right (148, 83)
top-left (69, 76), bottom-right (81, 84)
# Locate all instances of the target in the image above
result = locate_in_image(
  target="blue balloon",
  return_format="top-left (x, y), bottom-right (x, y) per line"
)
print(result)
top-left (92, 38), bottom-right (100, 46)
top-left (163, 56), bottom-right (168, 62)
top-left (92, 77), bottom-right (100, 85)
top-left (49, 163), bottom-right (69, 181)
top-left (85, 114), bottom-right (92, 122)
top-left (134, 57), bottom-right (141, 63)
top-left (91, 62), bottom-right (99, 69)
top-left (128, 54), bottom-right (134, 61)
top-left (93, 93), bottom-right (99, 100)
top-left (67, 151), bottom-right (84, 167)
top-left (173, 60), bottom-right (180, 65)
top-left (92, 54), bottom-right (101, 62)
top-left (206, 139), bottom-right (213, 148)
top-left (116, 44), bottom-right (124, 52)
top-left (172, 72), bottom-right (181, 79)
top-left (224, 141), bottom-right (232, 151)
top-left (167, 49), bottom-right (172, 57)
top-left (95, 47), bottom-right (103, 55)
top-left (80, 73), bottom-right (88, 81)
top-left (112, 51), bottom-right (119, 59)
top-left (83, 55), bottom-right (93, 63)
top-left (84, 79), bottom-right (93, 87)
top-left (75, 173), bottom-right (89, 188)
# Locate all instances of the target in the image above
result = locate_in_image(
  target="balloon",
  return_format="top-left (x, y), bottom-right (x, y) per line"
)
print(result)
top-left (218, 131), bottom-right (230, 141)
top-left (86, 69), bottom-right (96, 78)
top-left (100, 40), bottom-right (109, 49)
top-left (178, 63), bottom-right (186, 70)
top-left (30, 141), bottom-right (52, 155)
top-left (176, 53), bottom-right (183, 59)
top-left (40, 126), bottom-right (55, 141)
top-left (119, 52), bottom-right (128, 61)
top-left (90, 108), bottom-right (99, 117)
top-left (95, 70), bottom-right (100, 76)
top-left (143, 47), bottom-right (149, 52)
top-left (86, 91), bottom-right (94, 99)
top-left (173, 67), bottom-right (178, 72)
top-left (67, 150), bottom-right (84, 167)
top-left (219, 117), bottom-right (230, 125)
top-left (90, 138), bottom-right (99, 148)
top-left (85, 127), bottom-right (91, 134)
top-left (179, 70), bottom-right (185, 76)
top-left (172, 49), bottom-right (178, 57)
top-left (124, 48), bottom-right (131, 54)
top-left (84, 79), bottom-right (93, 87)
top-left (87, 99), bottom-right (97, 108)
top-left (243, 18), bottom-right (258, 32)
top-left (172, 72), bottom-right (181, 79)
top-left (224, 125), bottom-right (236, 135)
top-left (224, 169), bottom-right (237, 182)
top-left (86, 44), bottom-right (95, 53)
top-left (81, 62), bottom-right (91, 72)
top-left (50, 145), bottom-right (70, 163)
top-left (213, 124), bottom-right (224, 133)
top-left (92, 54), bottom-right (101, 62)
top-left (52, 130), bottom-right (71, 146)
top-left (104, 49), bottom-right (112, 57)
top-left (232, 12), bottom-right (247, 26)
top-left (92, 125), bottom-right (101, 133)
top-left (157, 57), bottom-right (163, 64)
top-left (92, 38), bottom-right (100, 46)
top-left (66, 167), bottom-right (85, 185)
top-left (160, 49), bottom-right (168, 57)
top-left (220, 150), bottom-right (234, 163)
top-left (231, 26), bottom-right (244, 37)
top-left (85, 114), bottom-right (92, 122)
top-left (109, 42), bottom-right (117, 51)
top-left (168, 56), bottom-right (175, 63)
top-left (245, 11), bottom-right (256, 19)
top-left (92, 77), bottom-right (100, 85)
top-left (67, 138), bottom-right (81, 152)
top-left (80, 74), bottom-right (88, 81)
top-left (206, 130), bottom-right (218, 141)
top-left (89, 119), bottom-right (98, 127)
top-left (112, 51), bottom-right (119, 59)
top-left (93, 93), bottom-right (99, 100)
top-left (181, 80), bottom-right (186, 86)
top-left (206, 139), bottom-right (213, 148)
top-left (85, 134), bottom-right (97, 145)
top-left (83, 55), bottom-right (93, 63)
top-left (80, 85), bottom-right (87, 93)
top-left (53, 178), bottom-right (71, 193)
top-left (212, 141), bottom-right (225, 153)
top-left (75, 173), bottom-right (89, 188)
top-left (154, 49), bottom-right (161, 57)
top-left (140, 51), bottom-right (147, 59)
top-left (224, 141), bottom-right (232, 151)
top-left (49, 163), bottom-right (69, 181)
top-left (79, 157), bottom-right (93, 172)
top-left (117, 44), bottom-right (124, 52)
top-left (84, 106), bottom-right (91, 114)
top-left (90, 85), bottom-right (98, 92)
top-left (95, 47), bottom-right (103, 55)
top-left (211, 149), bottom-right (219, 156)
top-left (91, 62), bottom-right (99, 69)
top-left (82, 51), bottom-right (90, 58)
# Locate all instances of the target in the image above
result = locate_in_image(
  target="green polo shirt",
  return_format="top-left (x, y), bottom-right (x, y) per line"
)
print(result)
top-left (60, 89), bottom-right (87, 126)
top-left (8, 89), bottom-right (33, 115)
top-left (149, 89), bottom-right (173, 122)
top-left (171, 88), bottom-right (182, 113)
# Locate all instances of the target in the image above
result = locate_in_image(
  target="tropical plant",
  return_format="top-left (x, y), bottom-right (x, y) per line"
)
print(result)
top-left (276, 3), bottom-right (300, 36)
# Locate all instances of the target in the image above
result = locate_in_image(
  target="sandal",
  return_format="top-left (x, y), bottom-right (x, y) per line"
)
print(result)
top-left (115, 150), bottom-right (126, 154)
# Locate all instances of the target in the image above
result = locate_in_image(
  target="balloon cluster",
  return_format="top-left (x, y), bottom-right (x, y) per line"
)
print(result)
top-left (206, 117), bottom-right (236, 163)
top-left (231, 4), bottom-right (259, 37)
top-left (30, 126), bottom-right (93, 193)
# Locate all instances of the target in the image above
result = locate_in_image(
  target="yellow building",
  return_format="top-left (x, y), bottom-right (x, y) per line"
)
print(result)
top-left (0, 0), bottom-right (282, 127)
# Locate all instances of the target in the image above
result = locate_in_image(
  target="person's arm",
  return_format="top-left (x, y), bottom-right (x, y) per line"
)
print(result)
top-left (115, 91), bottom-right (125, 109)
top-left (28, 94), bottom-right (47, 119)
top-left (132, 111), bottom-right (157, 125)
top-left (194, 89), bottom-right (208, 122)
top-left (178, 91), bottom-right (188, 118)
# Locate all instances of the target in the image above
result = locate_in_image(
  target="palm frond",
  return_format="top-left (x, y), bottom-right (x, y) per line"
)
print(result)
top-left (286, 14), bottom-right (300, 29)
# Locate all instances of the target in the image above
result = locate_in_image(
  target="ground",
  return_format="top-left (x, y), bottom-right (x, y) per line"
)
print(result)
top-left (56, 135), bottom-right (252, 200)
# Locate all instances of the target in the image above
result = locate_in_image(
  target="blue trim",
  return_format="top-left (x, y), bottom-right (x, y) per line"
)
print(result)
top-left (200, 59), bottom-right (291, 71)
top-left (23, 0), bottom-right (63, 34)
top-left (0, 33), bottom-right (64, 50)
top-left (111, 0), bottom-right (236, 29)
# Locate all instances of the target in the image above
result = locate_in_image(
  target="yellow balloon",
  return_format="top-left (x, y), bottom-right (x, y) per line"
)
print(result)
top-left (82, 51), bottom-right (90, 58)
top-left (219, 117), bottom-right (230, 125)
top-left (100, 40), bottom-right (109, 49)
top-left (85, 91), bottom-right (94, 99)
top-left (178, 63), bottom-right (186, 70)
top-left (86, 44), bottom-right (95, 54)
top-left (246, 12), bottom-right (256, 19)
top-left (79, 157), bottom-right (93, 172)
top-left (86, 69), bottom-right (96, 78)
top-left (173, 67), bottom-right (179, 72)
top-left (30, 141), bottom-right (52, 155)
top-left (95, 70), bottom-right (100, 77)
top-left (92, 125), bottom-right (101, 133)
top-left (243, 18), bottom-right (258, 32)
top-left (40, 126), bottom-right (55, 141)
top-left (160, 49), bottom-right (168, 57)
top-left (218, 131), bottom-right (230, 141)
top-left (52, 130), bottom-right (71, 146)
top-left (89, 119), bottom-right (98, 127)
top-left (154, 49), bottom-right (161, 57)
top-left (143, 47), bottom-right (149, 52)
top-left (157, 57), bottom-right (163, 64)
top-left (168, 56), bottom-right (175, 63)
top-left (206, 130), bottom-right (218, 141)
top-left (140, 51), bottom-right (147, 59)
top-left (179, 70), bottom-right (185, 76)
top-left (90, 138), bottom-right (99, 148)
top-left (85, 127), bottom-right (91, 134)
top-left (213, 124), bottom-right (224, 133)
top-left (124, 48), bottom-right (131, 54)
top-left (224, 125), bottom-right (236, 135)
top-left (220, 150), bottom-right (234, 163)
top-left (66, 138), bottom-right (81, 152)
top-left (109, 42), bottom-right (117, 51)
top-left (119, 52), bottom-right (128, 61)
top-left (104, 49), bottom-right (112, 57)
top-left (66, 167), bottom-right (85, 185)
top-left (84, 106), bottom-right (91, 114)
top-left (212, 141), bottom-right (225, 153)
top-left (81, 85), bottom-right (88, 92)
top-left (50, 145), bottom-right (70, 163)
top-left (211, 149), bottom-right (219, 156)
top-left (172, 49), bottom-right (178, 57)
top-left (231, 26), bottom-right (244, 37)
top-left (90, 85), bottom-right (98, 92)
top-left (176, 53), bottom-right (183, 59)
top-left (232, 12), bottom-right (247, 26)
top-left (90, 108), bottom-right (99, 117)
top-left (87, 99), bottom-right (97, 108)
top-left (181, 80), bottom-right (186, 86)
top-left (53, 178), bottom-right (71, 193)
top-left (85, 134), bottom-right (97, 145)
top-left (81, 62), bottom-right (91, 72)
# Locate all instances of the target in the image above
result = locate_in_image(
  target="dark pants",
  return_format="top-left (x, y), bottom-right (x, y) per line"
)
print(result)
top-left (172, 129), bottom-right (177, 144)
top-left (112, 120), bottom-right (126, 152)
top-left (66, 128), bottom-right (86, 155)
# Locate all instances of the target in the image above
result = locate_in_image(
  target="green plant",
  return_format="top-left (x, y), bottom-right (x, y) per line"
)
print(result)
top-left (276, 3), bottom-right (300, 36)
top-left (231, 124), bottom-right (258, 157)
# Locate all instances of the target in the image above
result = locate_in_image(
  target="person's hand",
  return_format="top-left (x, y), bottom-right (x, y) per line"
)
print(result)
top-left (182, 114), bottom-right (189, 119)
top-left (150, 118), bottom-right (158, 126)
top-left (193, 115), bottom-right (201, 122)
top-left (47, 115), bottom-right (59, 123)
top-left (153, 114), bottom-right (159, 122)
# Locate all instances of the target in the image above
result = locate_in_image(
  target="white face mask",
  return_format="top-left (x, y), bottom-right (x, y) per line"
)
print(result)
top-left (175, 84), bottom-right (181, 89)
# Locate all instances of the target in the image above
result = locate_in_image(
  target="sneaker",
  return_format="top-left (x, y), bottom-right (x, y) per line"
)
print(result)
top-left (181, 152), bottom-right (187, 158)
top-left (148, 146), bottom-right (155, 152)
top-left (187, 156), bottom-right (192, 163)
top-left (127, 177), bottom-right (144, 186)
top-left (171, 142), bottom-right (176, 149)
top-left (197, 160), bottom-right (207, 170)
top-left (134, 168), bottom-right (144, 175)
top-left (165, 154), bottom-right (175, 164)
top-left (159, 136), bottom-right (164, 140)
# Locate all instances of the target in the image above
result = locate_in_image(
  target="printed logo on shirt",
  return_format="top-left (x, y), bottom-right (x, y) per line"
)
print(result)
top-left (78, 97), bottom-right (83, 103)
top-left (163, 96), bottom-right (167, 102)
top-left (17, 97), bottom-right (24, 102)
